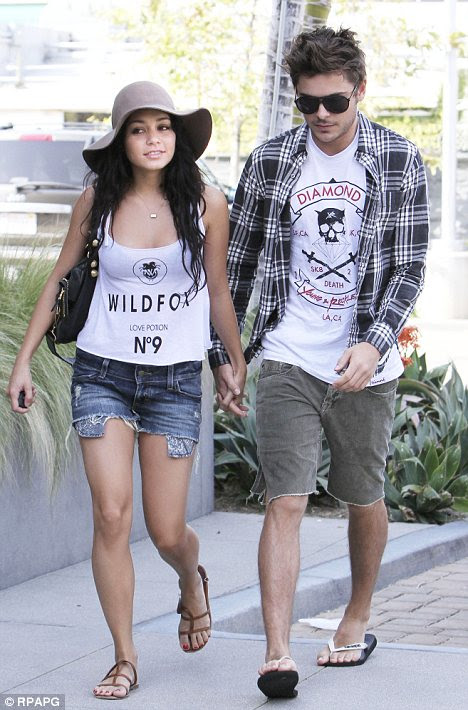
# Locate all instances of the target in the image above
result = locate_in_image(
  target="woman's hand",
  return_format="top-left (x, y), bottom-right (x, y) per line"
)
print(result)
top-left (213, 363), bottom-right (248, 417)
top-left (7, 361), bottom-right (36, 413)
top-left (5, 188), bottom-right (92, 414)
top-left (203, 184), bottom-right (249, 418)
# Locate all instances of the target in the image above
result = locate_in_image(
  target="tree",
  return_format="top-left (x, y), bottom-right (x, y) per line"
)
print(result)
top-left (110, 0), bottom-right (269, 179)
top-left (304, 0), bottom-right (333, 28)
top-left (330, 0), bottom-right (444, 169)
top-left (256, 0), bottom-right (332, 144)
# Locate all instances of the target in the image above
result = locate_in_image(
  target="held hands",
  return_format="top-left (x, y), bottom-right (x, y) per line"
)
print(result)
top-left (213, 363), bottom-right (248, 417)
top-left (333, 342), bottom-right (381, 392)
top-left (6, 363), bottom-right (36, 414)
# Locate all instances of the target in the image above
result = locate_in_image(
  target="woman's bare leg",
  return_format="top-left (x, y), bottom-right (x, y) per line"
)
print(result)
top-left (80, 419), bottom-right (138, 698)
top-left (139, 434), bottom-right (210, 652)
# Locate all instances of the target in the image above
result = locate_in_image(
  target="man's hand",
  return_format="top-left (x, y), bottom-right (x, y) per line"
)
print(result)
top-left (213, 363), bottom-right (248, 417)
top-left (333, 342), bottom-right (381, 392)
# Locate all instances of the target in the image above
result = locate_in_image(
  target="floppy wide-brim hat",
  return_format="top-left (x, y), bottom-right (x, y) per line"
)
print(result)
top-left (83, 81), bottom-right (212, 171)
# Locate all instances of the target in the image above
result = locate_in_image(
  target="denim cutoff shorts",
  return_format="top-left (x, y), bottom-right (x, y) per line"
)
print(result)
top-left (71, 348), bottom-right (202, 457)
top-left (253, 360), bottom-right (398, 506)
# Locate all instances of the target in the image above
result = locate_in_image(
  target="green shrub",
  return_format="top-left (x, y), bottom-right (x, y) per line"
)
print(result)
top-left (214, 347), bottom-right (468, 523)
top-left (385, 349), bottom-right (468, 523)
top-left (0, 248), bottom-right (78, 489)
top-left (214, 371), bottom-right (259, 495)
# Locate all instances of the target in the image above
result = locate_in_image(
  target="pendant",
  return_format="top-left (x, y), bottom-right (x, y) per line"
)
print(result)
top-left (150, 213), bottom-right (157, 219)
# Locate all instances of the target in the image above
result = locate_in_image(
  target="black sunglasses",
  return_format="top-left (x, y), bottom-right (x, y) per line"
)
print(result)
top-left (294, 83), bottom-right (359, 115)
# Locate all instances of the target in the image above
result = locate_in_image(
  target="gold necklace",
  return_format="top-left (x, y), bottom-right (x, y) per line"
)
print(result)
top-left (133, 189), bottom-right (167, 219)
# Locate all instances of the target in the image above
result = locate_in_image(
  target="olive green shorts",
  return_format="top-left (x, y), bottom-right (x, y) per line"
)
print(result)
top-left (252, 360), bottom-right (397, 506)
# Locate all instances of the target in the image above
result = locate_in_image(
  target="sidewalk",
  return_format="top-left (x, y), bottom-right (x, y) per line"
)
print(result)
top-left (1, 512), bottom-right (468, 710)
top-left (292, 556), bottom-right (468, 647)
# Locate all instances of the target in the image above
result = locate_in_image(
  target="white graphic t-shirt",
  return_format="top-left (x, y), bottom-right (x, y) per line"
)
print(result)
top-left (77, 216), bottom-right (211, 365)
top-left (262, 129), bottom-right (403, 385)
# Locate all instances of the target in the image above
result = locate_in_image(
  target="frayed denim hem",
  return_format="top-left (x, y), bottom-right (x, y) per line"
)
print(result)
top-left (252, 489), bottom-right (318, 506)
top-left (326, 489), bottom-right (385, 507)
top-left (138, 430), bottom-right (197, 458)
top-left (73, 415), bottom-right (197, 458)
top-left (73, 414), bottom-right (138, 438)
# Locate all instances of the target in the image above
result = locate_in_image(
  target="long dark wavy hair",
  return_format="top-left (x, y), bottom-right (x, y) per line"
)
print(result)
top-left (84, 115), bottom-right (206, 296)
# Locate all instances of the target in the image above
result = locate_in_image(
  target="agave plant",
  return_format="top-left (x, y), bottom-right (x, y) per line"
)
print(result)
top-left (214, 371), bottom-right (259, 494)
top-left (385, 348), bottom-right (468, 523)
top-left (385, 431), bottom-right (467, 523)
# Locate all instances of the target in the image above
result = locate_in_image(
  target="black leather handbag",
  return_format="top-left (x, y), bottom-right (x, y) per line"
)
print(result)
top-left (46, 237), bottom-right (100, 365)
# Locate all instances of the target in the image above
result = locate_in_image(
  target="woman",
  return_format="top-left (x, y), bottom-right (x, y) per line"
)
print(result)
top-left (7, 81), bottom-right (247, 699)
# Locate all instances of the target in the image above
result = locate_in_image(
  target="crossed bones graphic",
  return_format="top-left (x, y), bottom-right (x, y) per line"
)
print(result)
top-left (302, 249), bottom-right (357, 283)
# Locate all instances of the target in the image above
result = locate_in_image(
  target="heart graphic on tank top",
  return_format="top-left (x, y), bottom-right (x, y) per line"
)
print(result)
top-left (133, 258), bottom-right (168, 285)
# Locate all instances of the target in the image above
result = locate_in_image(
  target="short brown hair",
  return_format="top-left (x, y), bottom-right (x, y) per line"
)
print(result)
top-left (284, 27), bottom-right (366, 87)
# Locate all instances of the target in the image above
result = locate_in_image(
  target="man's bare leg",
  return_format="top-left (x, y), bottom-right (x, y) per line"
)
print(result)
top-left (258, 494), bottom-right (308, 677)
top-left (317, 498), bottom-right (388, 665)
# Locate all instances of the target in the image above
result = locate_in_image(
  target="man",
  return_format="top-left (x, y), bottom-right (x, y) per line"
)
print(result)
top-left (209, 26), bottom-right (429, 699)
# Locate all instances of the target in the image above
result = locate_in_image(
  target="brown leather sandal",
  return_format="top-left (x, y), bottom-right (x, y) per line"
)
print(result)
top-left (93, 659), bottom-right (138, 700)
top-left (177, 564), bottom-right (212, 653)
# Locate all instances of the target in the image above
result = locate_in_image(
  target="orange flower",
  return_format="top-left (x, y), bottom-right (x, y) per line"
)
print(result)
top-left (398, 326), bottom-right (419, 350)
top-left (398, 326), bottom-right (420, 367)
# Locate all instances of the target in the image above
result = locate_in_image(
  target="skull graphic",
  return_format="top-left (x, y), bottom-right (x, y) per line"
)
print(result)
top-left (316, 208), bottom-right (345, 244)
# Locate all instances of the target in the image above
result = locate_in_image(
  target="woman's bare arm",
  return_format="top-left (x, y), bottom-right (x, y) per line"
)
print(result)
top-left (203, 185), bottom-right (247, 416)
top-left (7, 188), bottom-right (94, 412)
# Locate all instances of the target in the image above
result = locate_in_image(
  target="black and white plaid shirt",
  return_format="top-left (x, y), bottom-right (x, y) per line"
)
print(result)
top-left (209, 112), bottom-right (429, 370)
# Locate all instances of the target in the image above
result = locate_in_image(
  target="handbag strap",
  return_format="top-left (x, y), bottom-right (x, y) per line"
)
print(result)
top-left (45, 331), bottom-right (75, 366)
top-left (46, 235), bottom-right (101, 366)
top-left (85, 235), bottom-right (101, 276)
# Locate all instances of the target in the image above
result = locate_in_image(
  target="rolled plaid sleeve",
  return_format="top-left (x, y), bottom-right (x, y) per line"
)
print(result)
top-left (364, 149), bottom-right (429, 355)
top-left (208, 153), bottom-right (265, 368)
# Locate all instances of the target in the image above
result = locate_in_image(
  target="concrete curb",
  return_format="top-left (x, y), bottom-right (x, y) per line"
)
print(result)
top-left (211, 630), bottom-right (468, 655)
top-left (136, 520), bottom-right (468, 635)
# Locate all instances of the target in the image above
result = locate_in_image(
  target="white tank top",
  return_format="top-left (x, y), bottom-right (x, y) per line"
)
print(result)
top-left (77, 215), bottom-right (211, 365)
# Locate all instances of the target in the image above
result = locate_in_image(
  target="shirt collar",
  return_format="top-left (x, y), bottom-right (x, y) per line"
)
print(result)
top-left (355, 112), bottom-right (381, 185)
top-left (356, 112), bottom-right (376, 156)
top-left (292, 122), bottom-right (309, 157)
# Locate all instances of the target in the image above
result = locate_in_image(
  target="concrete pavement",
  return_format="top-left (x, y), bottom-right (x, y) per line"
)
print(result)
top-left (1, 512), bottom-right (468, 710)
top-left (292, 556), bottom-right (468, 647)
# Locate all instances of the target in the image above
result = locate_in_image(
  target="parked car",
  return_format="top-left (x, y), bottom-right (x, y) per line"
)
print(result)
top-left (0, 123), bottom-right (235, 249)
top-left (0, 124), bottom-right (106, 245)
